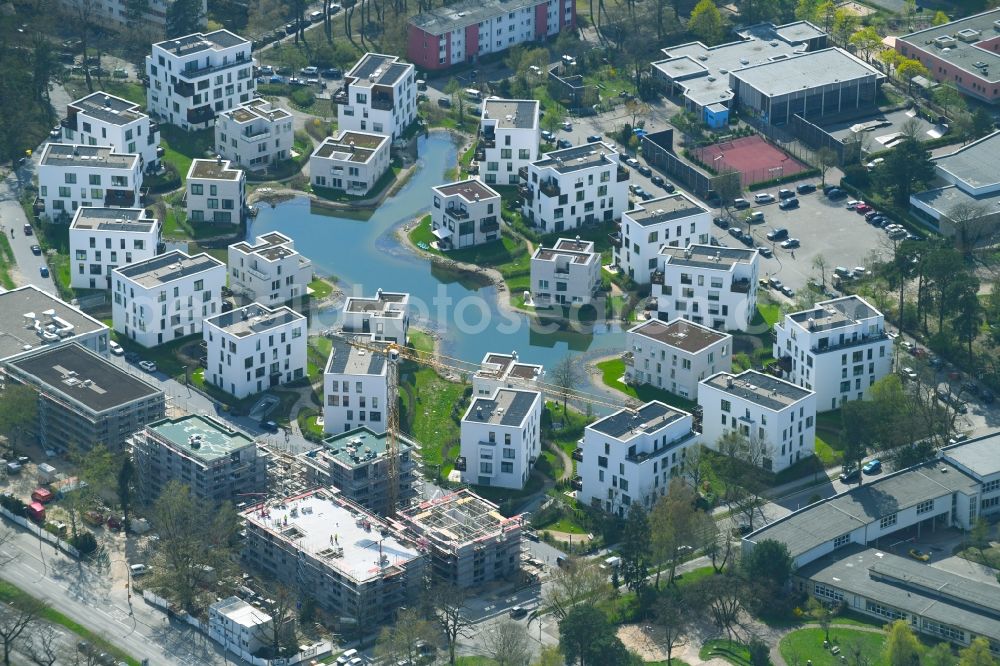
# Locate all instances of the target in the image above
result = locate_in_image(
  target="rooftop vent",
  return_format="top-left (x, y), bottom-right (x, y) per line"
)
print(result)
top-left (934, 35), bottom-right (957, 48)
top-left (957, 28), bottom-right (981, 42)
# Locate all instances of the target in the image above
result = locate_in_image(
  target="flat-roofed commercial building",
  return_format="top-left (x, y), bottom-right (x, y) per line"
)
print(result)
top-left (530, 237), bottom-right (601, 307)
top-left (430, 179), bottom-right (502, 249)
top-left (69, 207), bottom-right (161, 291)
top-left (309, 131), bottom-right (391, 196)
top-left (38, 143), bottom-right (142, 221)
top-left (60, 91), bottom-right (161, 170)
top-left (624, 319), bottom-right (731, 400)
top-left (4, 343), bottom-right (164, 454)
top-left (578, 400), bottom-right (700, 515)
top-left (240, 489), bottom-right (426, 627)
top-left (0, 285), bottom-right (110, 361)
top-left (227, 232), bottom-right (312, 307)
top-left (132, 414), bottom-right (266, 505)
top-left (477, 99), bottom-right (540, 186)
top-left (397, 490), bottom-right (523, 587)
top-left (459, 388), bottom-right (542, 490)
top-left (614, 194), bottom-right (711, 285)
top-left (332, 53), bottom-right (417, 140)
top-left (111, 250), bottom-right (226, 347)
top-left (300, 426), bottom-right (417, 516)
top-left (186, 158), bottom-right (246, 225)
top-left (699, 369), bottom-right (816, 473)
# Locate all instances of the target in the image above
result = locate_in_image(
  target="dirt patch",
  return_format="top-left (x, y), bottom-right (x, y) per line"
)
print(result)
top-left (542, 530), bottom-right (593, 545)
top-left (837, 0), bottom-right (876, 15)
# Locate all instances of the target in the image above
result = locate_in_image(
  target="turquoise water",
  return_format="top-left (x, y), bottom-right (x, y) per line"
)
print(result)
top-left (248, 131), bottom-right (625, 369)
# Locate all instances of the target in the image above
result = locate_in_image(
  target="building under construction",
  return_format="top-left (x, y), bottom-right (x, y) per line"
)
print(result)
top-left (240, 488), bottom-right (425, 630)
top-left (395, 489), bottom-right (523, 588)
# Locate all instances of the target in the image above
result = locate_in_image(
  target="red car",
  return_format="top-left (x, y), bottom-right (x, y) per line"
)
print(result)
top-left (856, 203), bottom-right (872, 214)
top-left (106, 516), bottom-right (122, 531)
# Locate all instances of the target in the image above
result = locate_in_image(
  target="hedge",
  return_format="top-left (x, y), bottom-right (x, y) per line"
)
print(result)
top-left (747, 167), bottom-right (821, 191)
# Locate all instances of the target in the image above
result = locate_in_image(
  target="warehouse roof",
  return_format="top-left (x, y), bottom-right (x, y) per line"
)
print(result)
top-left (898, 8), bottom-right (1000, 84)
top-left (730, 48), bottom-right (881, 98)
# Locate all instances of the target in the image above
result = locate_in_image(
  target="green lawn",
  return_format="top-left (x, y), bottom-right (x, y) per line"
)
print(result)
top-left (297, 407), bottom-right (325, 441)
top-left (0, 232), bottom-right (16, 289)
top-left (308, 276), bottom-right (335, 299)
top-left (159, 125), bottom-right (214, 183)
top-left (756, 301), bottom-right (782, 326)
top-left (674, 565), bottom-right (717, 588)
top-left (408, 215), bottom-right (530, 277)
top-left (0, 580), bottom-right (140, 666)
top-left (780, 627), bottom-right (886, 666)
top-left (595, 358), bottom-right (698, 412)
top-left (699, 639), bottom-right (752, 666)
top-left (539, 517), bottom-right (586, 534)
top-left (456, 658), bottom-right (499, 666)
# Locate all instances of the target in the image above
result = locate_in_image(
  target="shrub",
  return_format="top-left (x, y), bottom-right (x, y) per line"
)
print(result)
top-left (70, 531), bottom-right (98, 555)
top-left (0, 494), bottom-right (26, 515)
top-left (289, 87), bottom-right (316, 108)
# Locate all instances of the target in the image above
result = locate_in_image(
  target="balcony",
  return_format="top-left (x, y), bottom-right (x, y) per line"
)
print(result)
top-left (651, 270), bottom-right (664, 285)
top-left (177, 57), bottom-right (250, 81)
top-left (331, 87), bottom-right (349, 105)
top-left (371, 95), bottom-right (394, 111)
top-left (518, 166), bottom-right (528, 181)
top-left (608, 232), bottom-right (622, 248)
top-left (480, 218), bottom-right (500, 233)
top-left (519, 185), bottom-right (534, 203)
top-left (622, 351), bottom-right (634, 366)
top-left (626, 431), bottom-right (697, 464)
top-left (245, 264), bottom-right (269, 281)
top-left (730, 278), bottom-right (751, 293)
top-left (812, 332), bottom-right (890, 355)
top-left (60, 115), bottom-right (78, 132)
top-left (539, 180), bottom-right (561, 198)
top-left (241, 129), bottom-right (272, 143)
top-left (617, 166), bottom-right (630, 182)
top-left (445, 206), bottom-right (469, 221)
top-left (105, 189), bottom-right (136, 207)
top-left (187, 105), bottom-right (215, 125)
top-left (173, 80), bottom-right (195, 98)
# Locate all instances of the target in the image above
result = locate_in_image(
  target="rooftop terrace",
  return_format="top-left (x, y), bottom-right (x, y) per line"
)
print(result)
top-left (70, 91), bottom-right (147, 126)
top-left (433, 179), bottom-right (500, 203)
top-left (482, 99), bottom-right (539, 130)
top-left (70, 207), bottom-right (158, 233)
top-left (660, 244), bottom-right (757, 270)
top-left (41, 144), bottom-right (137, 170)
top-left (313, 132), bottom-right (388, 163)
top-left (188, 158), bottom-right (243, 181)
top-left (629, 319), bottom-right (729, 353)
top-left (347, 53), bottom-right (412, 88)
top-left (205, 304), bottom-right (304, 338)
top-left (625, 193), bottom-right (708, 227)
top-left (533, 142), bottom-right (618, 174)
top-left (464, 389), bottom-right (539, 427)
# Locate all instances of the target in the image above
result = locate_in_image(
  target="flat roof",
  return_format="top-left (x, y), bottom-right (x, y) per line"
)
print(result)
top-left (482, 99), bottom-right (539, 130)
top-left (409, 0), bottom-right (541, 35)
top-left (747, 459), bottom-right (980, 559)
top-left (347, 53), bottom-right (411, 88)
top-left (628, 318), bottom-right (729, 353)
top-left (6, 343), bottom-right (161, 413)
top-left (464, 388), bottom-right (539, 427)
top-left (40, 143), bottom-right (137, 170)
top-left (702, 369), bottom-right (812, 410)
top-left (205, 303), bottom-right (303, 338)
top-left (313, 131), bottom-right (388, 164)
top-left (942, 433), bottom-right (1000, 477)
top-left (660, 243), bottom-right (757, 270)
top-left (787, 295), bottom-right (881, 331)
top-left (433, 179), bottom-right (500, 203)
top-left (933, 130), bottom-right (1000, 191)
top-left (532, 237), bottom-right (598, 264)
top-left (147, 414), bottom-right (256, 464)
top-left (70, 207), bottom-right (158, 233)
top-left (0, 285), bottom-right (108, 361)
top-left (533, 142), bottom-right (618, 174)
top-left (398, 489), bottom-right (520, 549)
top-left (325, 336), bottom-right (387, 376)
top-left (115, 250), bottom-right (222, 288)
top-left (476, 353), bottom-right (542, 381)
top-left (731, 48), bottom-right (881, 98)
top-left (899, 8), bottom-right (1000, 84)
top-left (625, 193), bottom-right (708, 227)
top-left (344, 290), bottom-right (408, 314)
top-left (212, 597), bottom-right (271, 628)
top-left (589, 400), bottom-right (686, 440)
top-left (223, 98), bottom-right (291, 124)
top-left (154, 29), bottom-right (249, 54)
top-left (798, 546), bottom-right (1000, 640)
top-left (241, 489), bottom-right (421, 583)
top-left (313, 426), bottom-right (414, 469)
top-left (912, 183), bottom-right (1000, 218)
top-left (70, 91), bottom-right (147, 126)
top-left (230, 232), bottom-right (300, 262)
top-left (188, 158), bottom-right (242, 181)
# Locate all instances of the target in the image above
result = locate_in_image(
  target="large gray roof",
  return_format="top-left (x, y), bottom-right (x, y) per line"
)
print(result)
top-left (625, 193), bottom-right (708, 227)
top-left (482, 99), bottom-right (539, 130)
top-left (942, 433), bottom-right (1000, 478)
top-left (701, 370), bottom-right (812, 410)
top-left (730, 48), bottom-right (881, 98)
top-left (898, 8), bottom-right (1000, 84)
top-left (115, 251), bottom-right (223, 288)
top-left (0, 286), bottom-right (107, 361)
top-left (932, 130), bottom-right (1000, 191)
top-left (70, 91), bottom-right (147, 127)
top-left (660, 244), bottom-right (757, 270)
top-left (409, 0), bottom-right (542, 35)
top-left (325, 337), bottom-right (387, 376)
top-left (464, 389), bottom-right (539, 427)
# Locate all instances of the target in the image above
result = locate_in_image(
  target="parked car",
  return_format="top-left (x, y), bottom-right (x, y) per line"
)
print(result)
top-left (308, 9), bottom-right (324, 21)
top-left (900, 367), bottom-right (918, 381)
top-left (846, 199), bottom-right (860, 210)
top-left (908, 548), bottom-right (930, 562)
top-left (757, 246), bottom-right (773, 258)
top-left (778, 188), bottom-right (794, 199)
top-left (766, 227), bottom-right (789, 241)
top-left (827, 188), bottom-right (847, 200)
top-left (739, 232), bottom-right (755, 247)
top-left (780, 238), bottom-right (800, 249)
top-left (856, 202), bottom-right (872, 214)
top-left (540, 130), bottom-right (555, 142)
top-left (862, 459), bottom-right (882, 475)
top-left (796, 183), bottom-right (816, 194)
top-left (39, 266), bottom-right (49, 278)
top-left (124, 351), bottom-right (139, 362)
top-left (560, 121), bottom-right (572, 131)
top-left (714, 217), bottom-right (730, 229)
top-left (839, 467), bottom-right (860, 483)
top-left (30, 244), bottom-right (41, 255)
top-left (109, 341), bottom-right (124, 356)
top-left (556, 139), bottom-right (572, 149)
top-left (509, 606), bottom-right (528, 619)
top-left (260, 419), bottom-right (279, 432)
top-left (637, 164), bottom-right (652, 177)
top-left (130, 563), bottom-right (148, 576)
top-left (437, 97), bottom-right (451, 108)
top-left (651, 174), bottom-right (665, 187)
top-left (320, 68), bottom-right (342, 79)
top-left (778, 197), bottom-right (799, 210)
top-left (632, 186), bottom-right (648, 199)
top-left (753, 192), bottom-right (775, 204)
top-left (299, 66), bottom-right (319, 76)
top-left (864, 210), bottom-right (881, 221)
top-left (746, 211), bottom-right (765, 223)
top-left (733, 198), bottom-right (750, 209)
top-left (728, 227), bottom-right (742, 239)
top-left (23, 224), bottom-right (33, 235)
top-left (586, 134), bottom-right (602, 143)
top-left (138, 360), bottom-right (157, 372)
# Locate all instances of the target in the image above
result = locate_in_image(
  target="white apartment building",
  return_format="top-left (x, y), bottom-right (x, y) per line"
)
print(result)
top-left (653, 245), bottom-right (759, 332)
top-left (111, 250), bottom-right (225, 347)
top-left (208, 597), bottom-right (271, 658)
top-left (60, 91), bottom-right (160, 171)
top-left (323, 336), bottom-right (389, 435)
top-left (342, 290), bottom-right (409, 343)
top-left (520, 142), bottom-right (629, 232)
top-left (529, 237), bottom-right (601, 306)
top-left (38, 144), bottom-right (142, 221)
top-left (578, 400), bottom-right (700, 515)
top-left (699, 369), bottom-right (817, 473)
top-left (227, 232), bottom-right (312, 307)
top-left (69, 207), bottom-right (161, 290)
top-left (186, 158), bottom-right (246, 225)
top-left (203, 303), bottom-right (307, 399)
top-left (624, 319), bottom-right (732, 400)
top-left (615, 194), bottom-right (712, 285)
top-left (460, 388), bottom-right (542, 490)
top-left (430, 179), bottom-right (501, 250)
top-left (310, 131), bottom-right (390, 196)
top-left (215, 99), bottom-right (294, 170)
top-left (472, 352), bottom-right (543, 397)
top-left (478, 99), bottom-right (539, 186)
top-left (145, 30), bottom-right (255, 131)
top-left (774, 295), bottom-right (893, 412)
top-left (334, 53), bottom-right (417, 140)
top-left (53, 0), bottom-right (205, 36)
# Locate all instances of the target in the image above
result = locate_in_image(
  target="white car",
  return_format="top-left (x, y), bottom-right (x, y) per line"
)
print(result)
top-left (560, 121), bottom-right (572, 131)
top-left (753, 193), bottom-right (775, 204)
top-left (129, 563), bottom-right (148, 576)
top-left (138, 360), bottom-right (157, 373)
top-left (846, 199), bottom-right (860, 209)
top-left (900, 367), bottom-right (918, 381)
top-left (109, 341), bottom-right (124, 356)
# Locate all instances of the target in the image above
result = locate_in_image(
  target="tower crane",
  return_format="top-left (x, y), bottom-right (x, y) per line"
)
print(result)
top-left (329, 332), bottom-right (638, 516)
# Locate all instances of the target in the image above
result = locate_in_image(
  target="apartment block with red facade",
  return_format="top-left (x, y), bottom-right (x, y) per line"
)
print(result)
top-left (897, 8), bottom-right (1000, 104)
top-left (406, 0), bottom-right (575, 71)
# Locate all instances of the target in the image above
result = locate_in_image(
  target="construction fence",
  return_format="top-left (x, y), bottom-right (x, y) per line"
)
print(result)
top-left (0, 505), bottom-right (81, 558)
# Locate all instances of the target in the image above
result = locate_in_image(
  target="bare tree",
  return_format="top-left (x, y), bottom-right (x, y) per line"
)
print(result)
top-left (712, 170), bottom-right (743, 220)
top-left (432, 585), bottom-right (473, 665)
top-left (543, 557), bottom-right (612, 620)
top-left (481, 619), bottom-right (530, 666)
top-left (943, 202), bottom-right (991, 254)
top-left (0, 527), bottom-right (18, 568)
top-left (550, 355), bottom-right (582, 414)
top-left (812, 254), bottom-right (829, 288)
top-left (695, 511), bottom-right (733, 573)
top-left (375, 608), bottom-right (438, 664)
top-left (654, 588), bottom-right (691, 663)
top-left (251, 586), bottom-right (298, 659)
top-left (816, 147), bottom-right (838, 186)
top-left (900, 117), bottom-right (924, 141)
top-left (0, 595), bottom-right (45, 666)
top-left (680, 443), bottom-right (708, 490)
top-left (24, 623), bottom-right (68, 666)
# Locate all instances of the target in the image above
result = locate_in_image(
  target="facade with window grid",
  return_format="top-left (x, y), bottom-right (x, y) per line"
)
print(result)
top-left (186, 158), bottom-right (246, 225)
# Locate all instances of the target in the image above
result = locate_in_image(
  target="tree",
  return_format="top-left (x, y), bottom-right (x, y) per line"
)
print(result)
top-left (925, 643), bottom-right (957, 666)
top-left (968, 517), bottom-right (991, 564)
top-left (433, 584), bottom-right (473, 665)
top-left (831, 9), bottom-right (857, 47)
top-left (877, 138), bottom-right (935, 205)
top-left (619, 503), bottom-right (651, 592)
top-left (743, 538), bottom-right (794, 586)
top-left (376, 608), bottom-right (438, 664)
top-left (551, 355), bottom-right (582, 413)
top-left (816, 147), bottom-right (838, 186)
top-left (559, 606), bottom-right (635, 666)
top-left (0, 594), bottom-right (45, 666)
top-left (150, 481), bottom-right (240, 610)
top-left (650, 479), bottom-right (700, 587)
top-left (748, 636), bottom-right (770, 666)
top-left (252, 587), bottom-right (298, 659)
top-left (952, 284), bottom-right (982, 362)
top-left (654, 588), bottom-right (692, 663)
top-left (165, 0), bottom-right (205, 37)
top-left (543, 557), bottom-right (612, 620)
top-left (840, 399), bottom-right (877, 484)
top-left (958, 638), bottom-right (996, 666)
top-left (0, 384), bottom-right (38, 455)
top-left (695, 573), bottom-right (746, 643)
top-left (681, 443), bottom-right (708, 490)
top-left (944, 202), bottom-right (991, 254)
top-left (78, 444), bottom-right (118, 502)
top-left (933, 83), bottom-right (966, 118)
top-left (24, 623), bottom-right (69, 666)
top-left (118, 458), bottom-right (135, 534)
top-left (897, 58), bottom-right (930, 94)
top-left (849, 26), bottom-right (883, 63)
top-left (806, 596), bottom-right (832, 642)
top-left (689, 0), bottom-right (726, 45)
top-left (482, 619), bottom-right (531, 666)
top-left (932, 10), bottom-right (950, 25)
top-left (971, 108), bottom-right (994, 139)
top-left (812, 254), bottom-right (829, 287)
top-left (534, 646), bottom-right (564, 666)
top-left (712, 170), bottom-right (743, 220)
top-left (883, 619), bottom-right (923, 666)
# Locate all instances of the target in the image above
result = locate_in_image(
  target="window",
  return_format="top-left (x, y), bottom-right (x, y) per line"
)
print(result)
top-left (814, 584), bottom-right (844, 602)
top-left (501, 462), bottom-right (513, 473)
top-left (916, 499), bottom-right (934, 514)
top-left (480, 462), bottom-right (493, 474)
top-left (833, 534), bottom-right (850, 549)
top-left (721, 399), bottom-right (731, 413)
top-left (879, 513), bottom-right (897, 529)
top-left (866, 601), bottom-right (904, 620)
top-left (191, 183), bottom-right (204, 195)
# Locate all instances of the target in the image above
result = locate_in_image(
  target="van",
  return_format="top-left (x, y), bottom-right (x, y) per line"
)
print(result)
top-left (465, 88), bottom-right (481, 101)
top-left (416, 79), bottom-right (427, 91)
top-left (336, 649), bottom-right (358, 665)
top-left (834, 266), bottom-right (850, 277)
top-left (602, 556), bottom-right (622, 570)
top-left (746, 211), bottom-right (765, 223)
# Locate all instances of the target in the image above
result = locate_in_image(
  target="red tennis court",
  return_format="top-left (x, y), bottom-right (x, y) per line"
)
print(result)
top-left (694, 135), bottom-right (809, 187)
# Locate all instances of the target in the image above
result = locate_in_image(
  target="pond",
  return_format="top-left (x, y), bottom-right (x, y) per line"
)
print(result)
top-left (248, 131), bottom-right (626, 372)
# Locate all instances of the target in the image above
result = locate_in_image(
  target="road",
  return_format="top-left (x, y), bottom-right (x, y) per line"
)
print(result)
top-left (0, 527), bottom-right (241, 666)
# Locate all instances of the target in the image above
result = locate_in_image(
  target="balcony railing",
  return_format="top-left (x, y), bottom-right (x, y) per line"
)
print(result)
top-left (241, 129), bottom-right (272, 143)
top-left (177, 58), bottom-right (250, 81)
top-left (812, 332), bottom-right (890, 355)
top-left (519, 185), bottom-right (534, 203)
top-left (331, 88), bottom-right (349, 105)
top-left (622, 351), bottom-right (634, 366)
top-left (617, 166), bottom-right (630, 182)
top-left (651, 270), bottom-right (664, 285)
top-left (730, 279), bottom-right (751, 293)
top-left (371, 96), bottom-right (394, 111)
top-left (105, 189), bottom-right (136, 207)
top-left (480, 218), bottom-right (500, 233)
top-left (608, 232), bottom-right (622, 248)
top-left (245, 265), bottom-right (269, 281)
top-left (445, 206), bottom-right (469, 220)
top-left (539, 180), bottom-right (560, 198)
top-left (187, 105), bottom-right (215, 124)
top-left (518, 166), bottom-right (528, 181)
